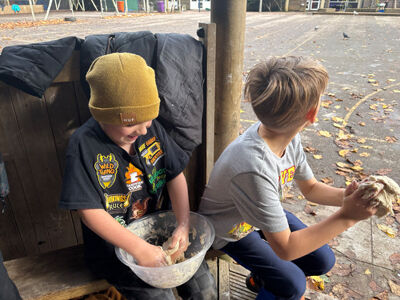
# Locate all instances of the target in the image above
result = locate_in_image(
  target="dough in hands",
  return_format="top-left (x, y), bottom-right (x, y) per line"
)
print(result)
top-left (357, 175), bottom-right (400, 217)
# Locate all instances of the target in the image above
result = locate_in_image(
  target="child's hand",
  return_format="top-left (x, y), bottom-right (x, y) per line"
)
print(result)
top-left (169, 223), bottom-right (190, 262)
top-left (135, 244), bottom-right (167, 267)
top-left (340, 181), bottom-right (379, 221)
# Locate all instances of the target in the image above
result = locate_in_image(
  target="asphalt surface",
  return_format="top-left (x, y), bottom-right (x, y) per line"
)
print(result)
top-left (1, 10), bottom-right (400, 299)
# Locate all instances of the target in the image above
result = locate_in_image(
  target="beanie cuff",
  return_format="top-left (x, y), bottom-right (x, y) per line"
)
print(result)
top-left (89, 101), bottom-right (160, 125)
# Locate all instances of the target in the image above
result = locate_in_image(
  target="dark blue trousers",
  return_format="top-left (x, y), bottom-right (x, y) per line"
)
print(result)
top-left (221, 211), bottom-right (335, 300)
top-left (0, 251), bottom-right (22, 300)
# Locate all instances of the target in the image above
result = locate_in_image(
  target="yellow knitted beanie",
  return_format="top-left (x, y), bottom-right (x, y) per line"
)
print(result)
top-left (86, 53), bottom-right (160, 125)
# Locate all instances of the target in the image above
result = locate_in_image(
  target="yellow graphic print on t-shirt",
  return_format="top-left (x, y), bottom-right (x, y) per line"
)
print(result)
top-left (228, 222), bottom-right (254, 240)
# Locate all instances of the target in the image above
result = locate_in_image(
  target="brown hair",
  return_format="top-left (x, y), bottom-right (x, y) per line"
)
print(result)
top-left (244, 56), bottom-right (328, 130)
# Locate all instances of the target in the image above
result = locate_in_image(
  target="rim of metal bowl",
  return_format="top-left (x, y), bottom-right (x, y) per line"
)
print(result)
top-left (115, 211), bottom-right (215, 271)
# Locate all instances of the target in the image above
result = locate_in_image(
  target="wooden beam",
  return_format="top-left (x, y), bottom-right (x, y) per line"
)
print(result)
top-left (211, 0), bottom-right (247, 160)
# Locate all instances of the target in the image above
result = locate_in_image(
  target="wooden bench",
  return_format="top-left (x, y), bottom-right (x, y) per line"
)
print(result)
top-left (0, 23), bottom-right (217, 300)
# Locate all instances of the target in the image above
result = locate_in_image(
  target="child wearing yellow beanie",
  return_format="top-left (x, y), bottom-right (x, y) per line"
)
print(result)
top-left (60, 53), bottom-right (216, 299)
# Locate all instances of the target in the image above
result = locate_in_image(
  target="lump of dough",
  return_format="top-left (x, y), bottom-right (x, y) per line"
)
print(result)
top-left (161, 237), bottom-right (185, 265)
top-left (357, 175), bottom-right (400, 217)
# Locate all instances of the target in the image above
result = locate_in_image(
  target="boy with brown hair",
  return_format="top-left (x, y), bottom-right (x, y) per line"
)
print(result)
top-left (60, 53), bottom-right (216, 299)
top-left (199, 56), bottom-right (378, 300)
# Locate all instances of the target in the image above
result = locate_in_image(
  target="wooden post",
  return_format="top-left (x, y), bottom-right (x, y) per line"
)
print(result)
top-left (198, 22), bottom-right (216, 186)
top-left (211, 0), bottom-right (247, 160)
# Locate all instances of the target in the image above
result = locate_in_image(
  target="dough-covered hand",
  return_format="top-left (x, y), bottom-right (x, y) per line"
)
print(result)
top-left (168, 223), bottom-right (189, 263)
top-left (341, 181), bottom-right (378, 221)
top-left (135, 243), bottom-right (167, 267)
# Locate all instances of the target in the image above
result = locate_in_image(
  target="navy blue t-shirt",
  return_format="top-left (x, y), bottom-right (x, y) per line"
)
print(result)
top-left (59, 117), bottom-right (189, 263)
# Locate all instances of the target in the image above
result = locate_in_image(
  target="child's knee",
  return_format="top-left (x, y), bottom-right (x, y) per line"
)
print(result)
top-left (263, 267), bottom-right (306, 299)
top-left (314, 246), bottom-right (336, 275)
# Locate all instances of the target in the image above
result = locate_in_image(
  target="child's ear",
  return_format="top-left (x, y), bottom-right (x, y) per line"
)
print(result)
top-left (306, 107), bottom-right (318, 124)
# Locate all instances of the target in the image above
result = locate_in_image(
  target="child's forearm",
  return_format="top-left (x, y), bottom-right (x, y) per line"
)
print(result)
top-left (78, 209), bottom-right (150, 259)
top-left (299, 179), bottom-right (345, 206)
top-left (167, 172), bottom-right (190, 227)
top-left (265, 209), bottom-right (357, 261)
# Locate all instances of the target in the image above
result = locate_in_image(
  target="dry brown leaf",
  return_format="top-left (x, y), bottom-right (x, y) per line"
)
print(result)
top-left (304, 146), bottom-right (318, 154)
top-left (371, 291), bottom-right (388, 300)
top-left (385, 136), bottom-right (397, 143)
top-left (376, 168), bottom-right (392, 175)
top-left (332, 116), bottom-right (344, 123)
top-left (359, 121), bottom-right (366, 126)
top-left (389, 253), bottom-right (400, 265)
top-left (304, 205), bottom-right (317, 216)
top-left (360, 152), bottom-right (370, 157)
top-left (330, 263), bottom-right (353, 276)
top-left (361, 145), bottom-right (373, 149)
top-left (321, 177), bottom-right (333, 184)
top-left (388, 280), bottom-right (400, 296)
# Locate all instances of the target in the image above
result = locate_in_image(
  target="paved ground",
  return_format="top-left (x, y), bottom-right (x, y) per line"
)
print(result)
top-left (1, 10), bottom-right (400, 299)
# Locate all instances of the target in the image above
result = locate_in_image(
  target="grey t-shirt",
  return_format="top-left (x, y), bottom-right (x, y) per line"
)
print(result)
top-left (198, 122), bottom-right (314, 249)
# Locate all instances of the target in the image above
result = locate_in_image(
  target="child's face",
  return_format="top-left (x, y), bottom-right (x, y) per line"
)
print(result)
top-left (101, 120), bottom-right (152, 148)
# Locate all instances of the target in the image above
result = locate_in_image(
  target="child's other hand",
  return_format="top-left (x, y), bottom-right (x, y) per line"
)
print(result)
top-left (136, 244), bottom-right (167, 267)
top-left (169, 223), bottom-right (190, 261)
top-left (340, 181), bottom-right (378, 221)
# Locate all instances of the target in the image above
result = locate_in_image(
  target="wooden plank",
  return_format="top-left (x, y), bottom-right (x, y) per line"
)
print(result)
top-left (4, 246), bottom-right (110, 300)
top-left (218, 258), bottom-right (230, 300)
top-left (10, 87), bottom-right (78, 252)
top-left (53, 51), bottom-right (80, 83)
top-left (45, 82), bottom-right (88, 245)
top-left (0, 85), bottom-right (42, 258)
top-left (44, 82), bottom-right (82, 175)
top-left (198, 22), bottom-right (216, 185)
top-left (206, 256), bottom-right (218, 285)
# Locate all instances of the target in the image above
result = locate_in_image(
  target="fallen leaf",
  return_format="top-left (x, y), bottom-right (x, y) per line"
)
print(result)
top-left (389, 253), bottom-right (400, 265)
top-left (304, 146), bottom-right (318, 154)
top-left (357, 138), bottom-right (366, 144)
top-left (376, 168), bottom-right (392, 175)
top-left (360, 152), bottom-right (370, 157)
top-left (385, 136), bottom-right (397, 143)
top-left (331, 263), bottom-right (353, 276)
top-left (318, 130), bottom-right (332, 138)
top-left (321, 100), bottom-right (333, 108)
top-left (328, 93), bottom-right (336, 97)
top-left (387, 79), bottom-right (396, 82)
top-left (336, 162), bottom-right (352, 168)
top-left (313, 154), bottom-right (323, 160)
top-left (321, 177), bottom-right (333, 184)
top-left (352, 148), bottom-right (359, 153)
top-left (332, 116), bottom-right (344, 123)
top-left (304, 205), bottom-right (317, 216)
top-left (361, 145), bottom-right (373, 149)
top-left (393, 90), bottom-right (400, 93)
top-left (339, 149), bottom-right (350, 157)
top-left (377, 224), bottom-right (396, 238)
top-left (351, 165), bottom-right (364, 172)
top-left (370, 104), bottom-right (378, 110)
top-left (365, 268), bottom-right (371, 275)
top-left (388, 280), bottom-right (400, 296)
top-left (309, 275), bottom-right (325, 290)
top-left (334, 105), bottom-right (341, 109)
top-left (371, 291), bottom-right (388, 300)
top-left (359, 121), bottom-right (366, 126)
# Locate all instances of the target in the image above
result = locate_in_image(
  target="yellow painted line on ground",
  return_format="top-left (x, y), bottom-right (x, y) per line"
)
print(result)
top-left (240, 119), bottom-right (257, 124)
top-left (343, 82), bottom-right (400, 124)
top-left (304, 127), bottom-right (387, 143)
